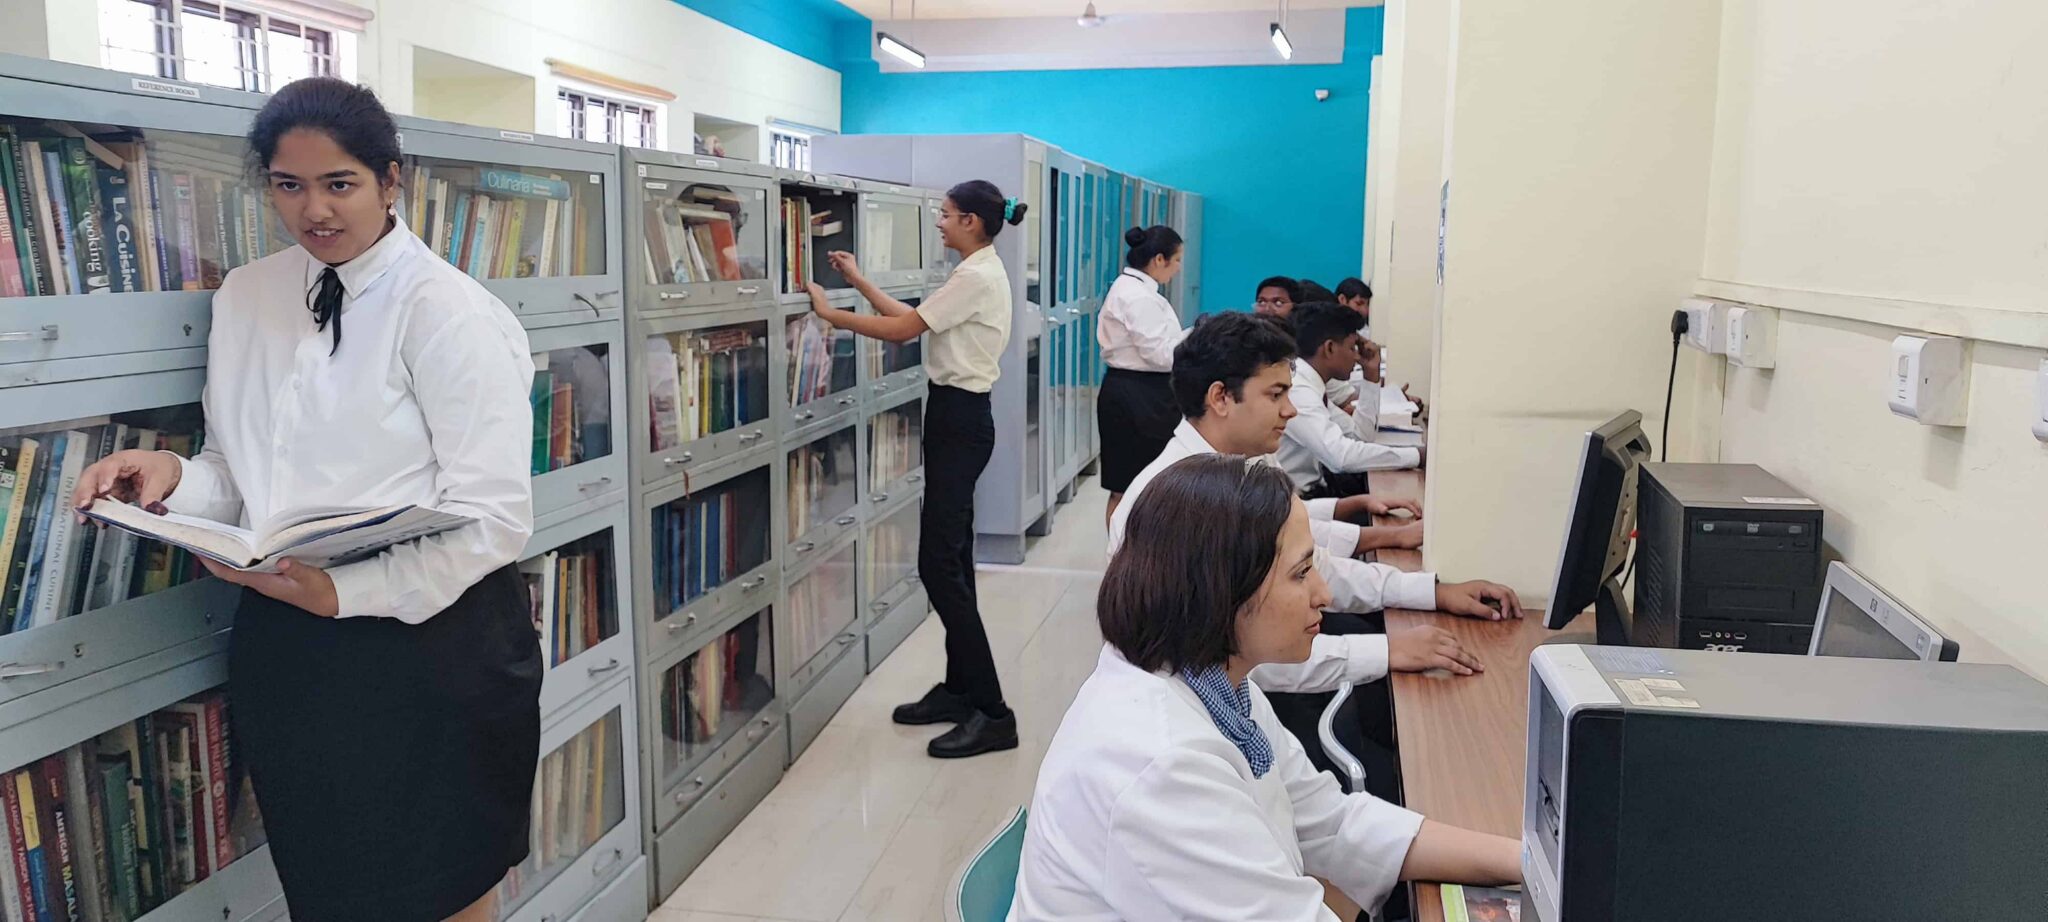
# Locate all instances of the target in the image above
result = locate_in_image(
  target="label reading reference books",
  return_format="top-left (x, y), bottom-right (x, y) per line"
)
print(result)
top-left (132, 78), bottom-right (202, 99)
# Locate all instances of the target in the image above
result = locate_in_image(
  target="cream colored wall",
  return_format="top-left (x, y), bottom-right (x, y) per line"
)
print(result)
top-left (1421, 0), bottom-right (1723, 596)
top-left (411, 48), bottom-right (537, 134)
top-left (1698, 0), bottom-right (2048, 675)
top-left (1366, 0), bottom-right (1453, 400)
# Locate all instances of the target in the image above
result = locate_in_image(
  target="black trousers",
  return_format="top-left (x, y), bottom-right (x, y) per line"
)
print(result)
top-left (921, 385), bottom-right (1007, 712)
top-left (1304, 469), bottom-right (1374, 501)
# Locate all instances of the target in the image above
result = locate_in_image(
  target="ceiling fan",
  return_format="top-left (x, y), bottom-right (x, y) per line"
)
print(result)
top-left (1076, 2), bottom-right (1107, 27)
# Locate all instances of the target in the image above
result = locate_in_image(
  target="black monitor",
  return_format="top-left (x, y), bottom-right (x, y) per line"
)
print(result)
top-left (1809, 561), bottom-right (1960, 662)
top-left (1545, 410), bottom-right (1651, 644)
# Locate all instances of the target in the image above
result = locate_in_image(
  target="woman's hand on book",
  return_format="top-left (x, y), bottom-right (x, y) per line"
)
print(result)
top-left (200, 557), bottom-right (340, 618)
top-left (73, 449), bottom-right (183, 522)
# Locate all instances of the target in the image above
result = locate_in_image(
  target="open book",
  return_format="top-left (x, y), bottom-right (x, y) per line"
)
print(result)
top-left (83, 499), bottom-right (474, 572)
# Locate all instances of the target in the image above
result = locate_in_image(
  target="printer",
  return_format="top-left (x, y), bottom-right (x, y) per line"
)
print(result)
top-left (1522, 645), bottom-right (2048, 921)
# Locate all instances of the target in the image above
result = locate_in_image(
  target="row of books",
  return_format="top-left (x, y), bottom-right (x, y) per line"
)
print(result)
top-left (401, 163), bottom-right (593, 281)
top-left (863, 504), bottom-right (918, 600)
top-left (644, 329), bottom-right (769, 452)
top-left (640, 185), bottom-right (749, 286)
top-left (778, 189), bottom-right (849, 293)
top-left (649, 477), bottom-right (769, 616)
top-left (657, 615), bottom-right (773, 771)
top-left (520, 536), bottom-right (617, 672)
top-left (865, 334), bottom-right (923, 379)
top-left (785, 315), bottom-right (855, 407)
top-left (1, 417), bottom-right (205, 636)
top-left (869, 408), bottom-right (923, 493)
top-left (529, 347), bottom-right (612, 476)
top-left (0, 690), bottom-right (263, 922)
top-left (496, 712), bottom-right (625, 915)
top-left (786, 433), bottom-right (854, 539)
top-left (786, 553), bottom-right (855, 672)
top-left (0, 122), bottom-right (284, 299)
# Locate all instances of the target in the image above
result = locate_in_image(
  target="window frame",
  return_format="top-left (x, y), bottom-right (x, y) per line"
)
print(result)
top-left (98, 0), bottom-right (352, 93)
top-left (555, 81), bottom-right (666, 152)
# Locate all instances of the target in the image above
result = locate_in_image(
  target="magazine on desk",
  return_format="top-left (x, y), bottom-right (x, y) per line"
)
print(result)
top-left (83, 499), bottom-right (473, 572)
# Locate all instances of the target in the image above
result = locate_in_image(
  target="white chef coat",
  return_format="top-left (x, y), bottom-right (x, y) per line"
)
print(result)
top-left (1099, 267), bottom-right (1187, 372)
top-left (1276, 360), bottom-right (1419, 493)
top-left (1108, 421), bottom-right (1440, 689)
top-left (1009, 644), bottom-right (1426, 921)
top-left (166, 218), bottom-right (536, 623)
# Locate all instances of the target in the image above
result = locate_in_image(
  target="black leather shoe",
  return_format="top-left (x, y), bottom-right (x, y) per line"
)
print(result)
top-left (928, 711), bottom-right (1020, 759)
top-left (893, 684), bottom-right (976, 726)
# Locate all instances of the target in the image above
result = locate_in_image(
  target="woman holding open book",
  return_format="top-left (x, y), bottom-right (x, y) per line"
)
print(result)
top-left (71, 78), bottom-right (539, 922)
top-left (803, 180), bottom-right (1025, 760)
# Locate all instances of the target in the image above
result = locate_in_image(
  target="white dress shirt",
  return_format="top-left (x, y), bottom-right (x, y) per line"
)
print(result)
top-left (1099, 267), bottom-right (1187, 372)
top-left (1108, 420), bottom-right (1439, 689)
top-left (1276, 360), bottom-right (1420, 493)
top-left (167, 218), bottom-right (536, 622)
top-left (916, 244), bottom-right (1012, 393)
top-left (1009, 645), bottom-right (1425, 921)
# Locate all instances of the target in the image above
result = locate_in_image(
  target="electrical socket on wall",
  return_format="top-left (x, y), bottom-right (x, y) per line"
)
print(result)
top-left (1888, 335), bottom-right (1971, 427)
top-left (1724, 306), bottom-right (1777, 369)
top-left (1680, 298), bottom-right (1726, 355)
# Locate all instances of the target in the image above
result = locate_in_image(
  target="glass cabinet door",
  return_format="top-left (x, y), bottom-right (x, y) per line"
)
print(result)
top-left (868, 399), bottom-right (925, 497)
top-left (649, 466), bottom-right (772, 620)
top-left (641, 175), bottom-right (768, 291)
top-left (863, 498), bottom-right (921, 610)
top-left (861, 197), bottom-right (924, 279)
top-left (1024, 159), bottom-right (1043, 306)
top-left (497, 705), bottom-right (629, 918)
top-left (787, 425), bottom-right (857, 548)
top-left (400, 154), bottom-right (605, 281)
top-left (864, 294), bottom-right (924, 388)
top-left (645, 319), bottom-right (771, 456)
top-left (1025, 338), bottom-right (1042, 498)
top-left (779, 183), bottom-right (858, 293)
top-left (655, 609), bottom-right (774, 785)
top-left (787, 544), bottom-right (858, 679)
top-left (530, 341), bottom-right (614, 477)
top-left (520, 529), bottom-right (620, 672)
top-left (784, 310), bottom-right (857, 415)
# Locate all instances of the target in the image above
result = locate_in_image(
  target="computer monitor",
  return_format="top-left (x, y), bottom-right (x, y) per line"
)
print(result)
top-left (1545, 410), bottom-right (1652, 644)
top-left (1809, 561), bottom-right (1959, 662)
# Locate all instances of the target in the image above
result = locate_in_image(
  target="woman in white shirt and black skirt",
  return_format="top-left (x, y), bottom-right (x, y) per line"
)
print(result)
top-left (73, 79), bottom-right (538, 922)
top-left (805, 180), bottom-right (1025, 759)
top-left (1096, 224), bottom-right (1187, 525)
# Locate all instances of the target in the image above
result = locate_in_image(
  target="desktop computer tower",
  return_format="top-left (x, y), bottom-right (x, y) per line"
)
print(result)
top-left (1632, 463), bottom-right (1823, 653)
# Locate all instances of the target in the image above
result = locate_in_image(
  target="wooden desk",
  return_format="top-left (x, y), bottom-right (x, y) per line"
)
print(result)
top-left (1368, 470), bottom-right (1587, 922)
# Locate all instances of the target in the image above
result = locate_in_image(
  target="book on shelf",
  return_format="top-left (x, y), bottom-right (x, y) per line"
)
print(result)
top-left (83, 499), bottom-right (474, 573)
top-left (402, 163), bottom-right (587, 281)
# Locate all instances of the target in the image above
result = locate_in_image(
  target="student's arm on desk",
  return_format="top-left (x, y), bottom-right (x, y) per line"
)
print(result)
top-left (1399, 820), bottom-right (1523, 888)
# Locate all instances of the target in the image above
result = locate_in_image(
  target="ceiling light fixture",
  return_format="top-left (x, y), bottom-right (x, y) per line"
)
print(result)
top-left (1077, 2), bottom-right (1106, 28)
top-left (879, 0), bottom-right (928, 69)
top-left (1270, 0), bottom-right (1293, 61)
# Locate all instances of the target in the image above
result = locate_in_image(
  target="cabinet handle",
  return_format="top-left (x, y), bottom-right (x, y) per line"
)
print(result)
top-left (573, 293), bottom-right (603, 315)
top-left (593, 848), bottom-right (626, 878)
top-left (674, 777), bottom-right (709, 805)
top-left (577, 476), bottom-right (613, 492)
top-left (834, 515), bottom-right (858, 526)
top-left (663, 452), bottom-right (694, 465)
top-left (740, 576), bottom-right (768, 592)
top-left (737, 286), bottom-right (761, 295)
top-left (666, 612), bottom-right (699, 632)
top-left (660, 291), bottom-right (690, 301)
top-left (837, 633), bottom-right (858, 647)
top-left (871, 600), bottom-right (890, 611)
top-left (908, 574), bottom-right (921, 584)
top-left (0, 325), bottom-right (58, 344)
top-left (793, 541), bottom-right (816, 554)
top-left (906, 473), bottom-right (924, 484)
top-left (837, 396), bottom-right (858, 407)
top-left (872, 492), bottom-right (889, 504)
top-left (0, 661), bottom-right (66, 680)
top-left (793, 410), bottom-right (814, 421)
top-left (586, 658), bottom-right (622, 677)
top-left (875, 381), bottom-right (891, 392)
top-left (738, 431), bottom-right (765, 444)
top-left (745, 718), bottom-right (774, 742)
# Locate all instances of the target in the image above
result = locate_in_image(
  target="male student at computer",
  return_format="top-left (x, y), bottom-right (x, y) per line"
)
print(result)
top-left (1277, 302), bottom-right (1421, 499)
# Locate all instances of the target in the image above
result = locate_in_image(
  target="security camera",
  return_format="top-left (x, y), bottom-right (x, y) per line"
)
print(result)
top-left (1314, 89), bottom-right (1331, 102)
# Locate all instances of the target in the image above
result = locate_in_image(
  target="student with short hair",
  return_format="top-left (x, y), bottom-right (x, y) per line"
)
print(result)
top-left (1335, 277), bottom-right (1373, 331)
top-left (1013, 455), bottom-right (1523, 922)
top-left (1297, 279), bottom-right (1337, 307)
top-left (1277, 303), bottom-right (1420, 498)
top-left (1097, 224), bottom-right (1189, 526)
top-left (1253, 275), bottom-right (1302, 319)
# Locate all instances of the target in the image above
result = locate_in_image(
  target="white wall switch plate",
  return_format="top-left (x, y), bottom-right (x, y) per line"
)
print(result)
top-left (1724, 306), bottom-right (1777, 369)
top-left (1888, 335), bottom-right (1970, 426)
top-left (1680, 298), bottom-right (1725, 355)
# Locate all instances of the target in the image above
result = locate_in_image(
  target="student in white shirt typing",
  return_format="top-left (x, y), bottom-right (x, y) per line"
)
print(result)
top-left (1277, 302), bottom-right (1422, 499)
top-left (1097, 224), bottom-right (1189, 526)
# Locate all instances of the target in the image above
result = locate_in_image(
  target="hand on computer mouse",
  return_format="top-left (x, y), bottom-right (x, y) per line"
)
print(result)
top-left (1436, 580), bottom-right (1525, 620)
top-left (1389, 625), bottom-right (1483, 676)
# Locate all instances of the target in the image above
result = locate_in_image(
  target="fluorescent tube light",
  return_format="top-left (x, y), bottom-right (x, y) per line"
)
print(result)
top-left (1270, 23), bottom-right (1293, 60)
top-left (877, 31), bottom-right (927, 69)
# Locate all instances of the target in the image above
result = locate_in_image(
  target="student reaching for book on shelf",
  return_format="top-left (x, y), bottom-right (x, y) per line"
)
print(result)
top-left (68, 78), bottom-right (539, 922)
top-left (802, 180), bottom-right (1024, 760)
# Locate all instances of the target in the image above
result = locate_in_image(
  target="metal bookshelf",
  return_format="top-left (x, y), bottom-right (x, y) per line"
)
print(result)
top-left (623, 145), bottom-right (936, 902)
top-left (813, 134), bottom-right (1202, 563)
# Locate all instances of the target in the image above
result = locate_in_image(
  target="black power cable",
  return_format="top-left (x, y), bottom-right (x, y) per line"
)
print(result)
top-left (1662, 309), bottom-right (1689, 463)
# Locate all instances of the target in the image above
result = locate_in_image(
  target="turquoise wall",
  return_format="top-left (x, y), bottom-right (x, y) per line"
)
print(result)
top-left (838, 8), bottom-right (1384, 312)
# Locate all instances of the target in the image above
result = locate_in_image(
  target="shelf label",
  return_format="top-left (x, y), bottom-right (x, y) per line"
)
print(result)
top-left (646, 181), bottom-right (669, 190)
top-left (131, 78), bottom-right (200, 100)
top-left (500, 129), bottom-right (536, 142)
top-left (695, 158), bottom-right (720, 168)
top-left (589, 174), bottom-right (601, 184)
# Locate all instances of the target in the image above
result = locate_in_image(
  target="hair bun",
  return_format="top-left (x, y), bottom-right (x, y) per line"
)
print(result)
top-left (1006, 201), bottom-right (1029, 225)
top-left (1124, 226), bottom-right (1148, 247)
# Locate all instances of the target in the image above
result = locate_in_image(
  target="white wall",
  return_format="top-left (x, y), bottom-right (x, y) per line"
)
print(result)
top-left (1366, 0), bottom-right (1453, 400)
top-left (1421, 0), bottom-right (1723, 595)
top-left (1698, 0), bottom-right (2048, 675)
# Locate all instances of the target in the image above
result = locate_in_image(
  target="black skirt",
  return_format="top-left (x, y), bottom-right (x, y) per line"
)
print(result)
top-left (1097, 367), bottom-right (1180, 493)
top-left (229, 565), bottom-right (542, 921)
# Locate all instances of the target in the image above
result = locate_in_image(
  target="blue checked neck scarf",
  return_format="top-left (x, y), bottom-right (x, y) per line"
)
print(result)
top-left (1180, 664), bottom-right (1274, 778)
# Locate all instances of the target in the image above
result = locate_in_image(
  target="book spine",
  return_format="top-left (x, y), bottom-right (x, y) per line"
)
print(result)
top-left (144, 162), bottom-right (172, 291)
top-left (130, 718), bottom-right (167, 909)
top-left (3, 771), bottom-right (41, 922)
top-left (0, 153), bottom-right (23, 297)
top-left (59, 140), bottom-right (107, 297)
top-left (202, 697), bottom-right (231, 872)
top-left (37, 150), bottom-right (77, 295)
top-left (155, 719), bottom-right (192, 889)
top-left (67, 746), bottom-right (113, 922)
top-left (13, 438), bottom-right (65, 634)
top-left (207, 177), bottom-right (228, 288)
top-left (96, 757), bottom-right (138, 922)
top-left (38, 759), bottom-right (79, 922)
top-left (95, 161), bottom-right (141, 294)
top-left (170, 174), bottom-right (198, 291)
top-left (36, 432), bottom-right (89, 627)
top-left (14, 140), bottom-right (54, 297)
top-left (125, 148), bottom-right (157, 293)
top-left (0, 440), bottom-right (45, 634)
top-left (0, 130), bottom-right (37, 296)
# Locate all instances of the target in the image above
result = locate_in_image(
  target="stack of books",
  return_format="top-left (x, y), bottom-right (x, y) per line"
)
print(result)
top-left (864, 331), bottom-right (923, 379)
top-left (786, 552), bottom-right (855, 672)
top-left (656, 614), bottom-right (773, 775)
top-left (784, 315), bottom-right (854, 407)
top-left (0, 689), bottom-right (265, 922)
top-left (519, 533), bottom-right (616, 671)
top-left (863, 504), bottom-right (917, 597)
top-left (497, 712), bottom-right (625, 914)
top-left (1, 411), bottom-right (207, 636)
top-left (401, 161), bottom-right (591, 281)
top-left (645, 328), bottom-right (767, 452)
top-left (868, 406), bottom-right (923, 493)
top-left (641, 184), bottom-right (746, 285)
top-left (1, 121), bottom-right (287, 298)
top-left (784, 431), bottom-right (852, 540)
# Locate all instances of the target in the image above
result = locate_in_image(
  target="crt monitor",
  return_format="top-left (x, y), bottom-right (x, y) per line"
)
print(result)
top-left (1544, 410), bottom-right (1651, 644)
top-left (1809, 561), bottom-right (1959, 662)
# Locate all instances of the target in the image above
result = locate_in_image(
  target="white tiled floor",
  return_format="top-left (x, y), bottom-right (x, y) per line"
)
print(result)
top-left (653, 478), bottom-right (1113, 922)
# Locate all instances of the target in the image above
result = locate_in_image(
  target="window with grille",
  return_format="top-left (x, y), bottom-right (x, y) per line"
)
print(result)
top-left (98, 0), bottom-right (355, 93)
top-left (557, 89), bottom-right (662, 150)
top-left (770, 130), bottom-right (811, 171)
